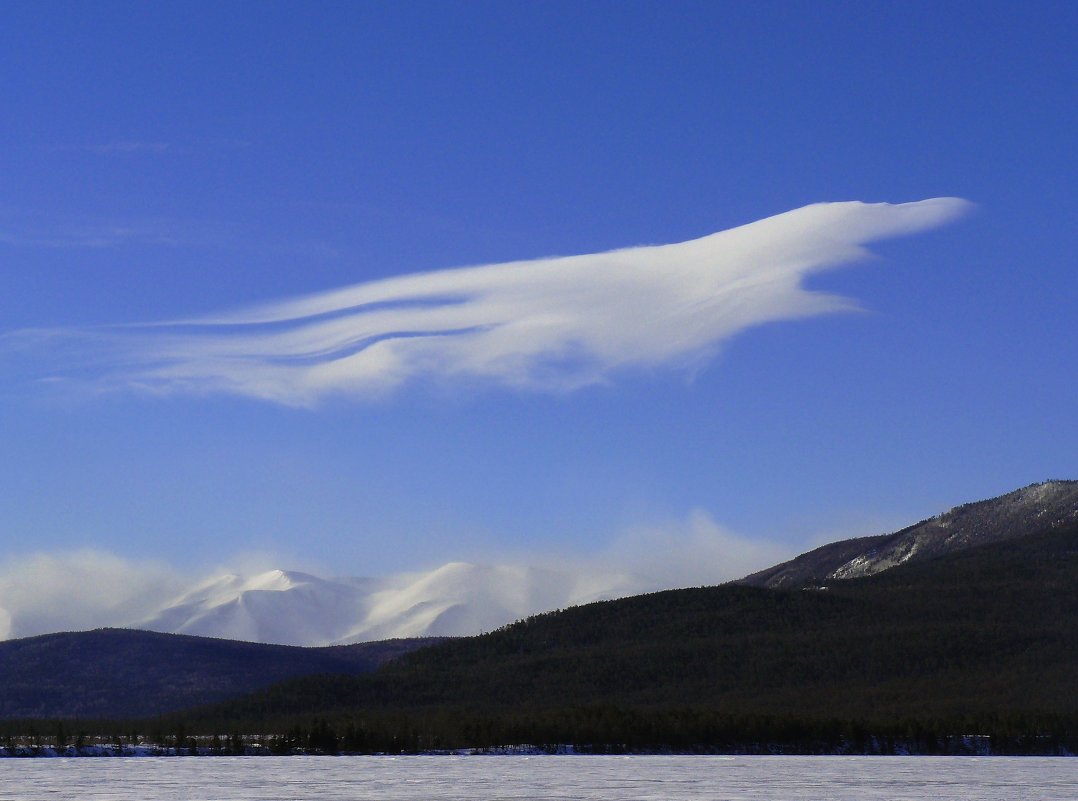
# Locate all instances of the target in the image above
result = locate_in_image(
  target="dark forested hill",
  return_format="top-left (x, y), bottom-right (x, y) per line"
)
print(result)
top-left (0, 629), bottom-right (438, 718)
top-left (185, 522), bottom-right (1078, 751)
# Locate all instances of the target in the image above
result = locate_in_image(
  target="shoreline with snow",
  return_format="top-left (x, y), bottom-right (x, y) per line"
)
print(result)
top-left (3, 741), bottom-right (1073, 758)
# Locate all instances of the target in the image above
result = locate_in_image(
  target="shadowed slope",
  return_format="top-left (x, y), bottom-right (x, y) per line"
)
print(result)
top-left (0, 628), bottom-right (438, 719)
top-left (193, 521), bottom-right (1077, 731)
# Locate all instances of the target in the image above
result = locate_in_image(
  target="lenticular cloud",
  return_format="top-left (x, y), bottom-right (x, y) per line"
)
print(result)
top-left (22, 198), bottom-right (970, 405)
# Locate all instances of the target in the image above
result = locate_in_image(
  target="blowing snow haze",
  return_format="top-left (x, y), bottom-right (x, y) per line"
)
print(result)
top-left (134, 563), bottom-right (647, 647)
top-left (2, 481), bottom-right (1072, 647)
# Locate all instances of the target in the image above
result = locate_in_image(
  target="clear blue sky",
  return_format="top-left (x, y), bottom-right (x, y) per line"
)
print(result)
top-left (1, 1), bottom-right (1075, 579)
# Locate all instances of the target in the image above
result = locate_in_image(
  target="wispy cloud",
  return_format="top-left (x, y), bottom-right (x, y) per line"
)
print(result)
top-left (83, 140), bottom-right (171, 154)
top-left (8, 198), bottom-right (970, 405)
top-left (0, 221), bottom-right (183, 249)
top-left (49, 140), bottom-right (171, 155)
top-left (0, 550), bottom-right (189, 640)
top-left (0, 212), bottom-right (251, 251)
top-left (588, 509), bottom-right (793, 589)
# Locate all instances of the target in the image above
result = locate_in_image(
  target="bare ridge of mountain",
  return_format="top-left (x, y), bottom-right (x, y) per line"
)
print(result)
top-left (739, 480), bottom-right (1078, 588)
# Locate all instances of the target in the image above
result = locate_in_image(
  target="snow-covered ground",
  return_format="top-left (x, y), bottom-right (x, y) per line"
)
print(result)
top-left (0, 755), bottom-right (1071, 800)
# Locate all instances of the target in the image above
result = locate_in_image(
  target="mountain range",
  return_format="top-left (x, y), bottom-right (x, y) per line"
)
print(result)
top-left (176, 486), bottom-right (1078, 755)
top-left (1, 480), bottom-right (1075, 730)
top-left (5, 482), bottom-right (1071, 648)
top-left (140, 479), bottom-right (1078, 645)
top-left (134, 562), bottom-right (645, 646)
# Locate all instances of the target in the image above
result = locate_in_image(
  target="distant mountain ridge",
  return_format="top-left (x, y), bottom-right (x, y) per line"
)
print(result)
top-left (82, 481), bottom-right (1078, 645)
top-left (184, 518), bottom-right (1078, 754)
top-left (136, 562), bottom-right (645, 647)
top-left (140, 481), bottom-right (1077, 645)
top-left (739, 480), bottom-right (1078, 588)
top-left (0, 628), bottom-right (437, 719)
top-left (2, 479), bottom-right (1075, 737)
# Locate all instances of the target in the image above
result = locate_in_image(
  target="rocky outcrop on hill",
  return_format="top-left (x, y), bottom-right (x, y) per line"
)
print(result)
top-left (740, 480), bottom-right (1078, 588)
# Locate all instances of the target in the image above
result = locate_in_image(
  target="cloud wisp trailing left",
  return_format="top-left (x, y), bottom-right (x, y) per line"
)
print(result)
top-left (7, 198), bottom-right (970, 406)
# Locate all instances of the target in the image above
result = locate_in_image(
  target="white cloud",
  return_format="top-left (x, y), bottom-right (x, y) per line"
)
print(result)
top-left (590, 509), bottom-right (794, 589)
top-left (48, 140), bottom-right (171, 155)
top-left (0, 218), bottom-right (186, 249)
top-left (83, 140), bottom-right (170, 154)
top-left (9, 198), bottom-right (970, 406)
top-left (0, 550), bottom-right (189, 640)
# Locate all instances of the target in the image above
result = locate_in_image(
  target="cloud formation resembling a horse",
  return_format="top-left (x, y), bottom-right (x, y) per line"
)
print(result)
top-left (9, 198), bottom-right (970, 406)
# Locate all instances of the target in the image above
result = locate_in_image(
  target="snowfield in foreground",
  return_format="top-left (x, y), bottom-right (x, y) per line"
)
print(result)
top-left (0, 755), bottom-right (1072, 801)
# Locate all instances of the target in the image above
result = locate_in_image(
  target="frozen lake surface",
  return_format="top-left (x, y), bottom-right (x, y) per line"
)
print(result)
top-left (0, 755), bottom-right (1072, 800)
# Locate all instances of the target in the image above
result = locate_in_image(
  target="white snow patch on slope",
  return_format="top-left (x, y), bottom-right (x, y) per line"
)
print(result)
top-left (138, 569), bottom-right (376, 646)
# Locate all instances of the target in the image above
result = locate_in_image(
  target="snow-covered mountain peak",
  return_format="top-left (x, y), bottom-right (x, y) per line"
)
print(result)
top-left (132, 560), bottom-right (654, 647)
top-left (243, 569), bottom-right (319, 592)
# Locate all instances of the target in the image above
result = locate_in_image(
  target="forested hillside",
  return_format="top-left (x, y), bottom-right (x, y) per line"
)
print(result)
top-left (0, 629), bottom-right (438, 718)
top-left (173, 522), bottom-right (1077, 753)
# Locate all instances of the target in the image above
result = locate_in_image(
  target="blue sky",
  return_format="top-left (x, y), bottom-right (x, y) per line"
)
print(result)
top-left (1, 1), bottom-right (1075, 594)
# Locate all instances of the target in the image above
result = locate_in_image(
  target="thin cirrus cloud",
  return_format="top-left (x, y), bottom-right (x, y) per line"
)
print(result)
top-left (46, 140), bottom-right (171, 155)
top-left (18, 198), bottom-right (970, 406)
top-left (82, 140), bottom-right (171, 154)
top-left (0, 214), bottom-right (202, 250)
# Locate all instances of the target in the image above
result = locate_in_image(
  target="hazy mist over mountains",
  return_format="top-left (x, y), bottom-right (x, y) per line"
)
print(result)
top-left (138, 480), bottom-right (1078, 647)
top-left (0, 507), bottom-right (787, 644)
top-left (134, 562), bottom-right (650, 647)
top-left (2, 481), bottom-right (1072, 648)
